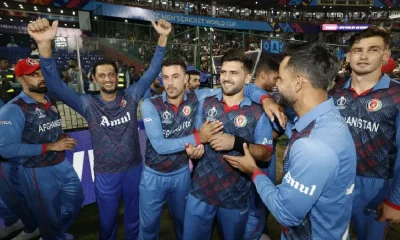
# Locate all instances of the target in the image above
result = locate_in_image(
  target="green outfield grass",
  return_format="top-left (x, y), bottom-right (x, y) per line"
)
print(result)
top-left (6, 138), bottom-right (400, 240)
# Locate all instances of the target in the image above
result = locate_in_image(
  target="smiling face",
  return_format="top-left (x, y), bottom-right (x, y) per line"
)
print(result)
top-left (219, 61), bottom-right (248, 96)
top-left (93, 64), bottom-right (118, 94)
top-left (347, 36), bottom-right (390, 76)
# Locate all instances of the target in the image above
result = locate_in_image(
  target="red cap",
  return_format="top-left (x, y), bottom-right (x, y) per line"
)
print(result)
top-left (381, 58), bottom-right (396, 74)
top-left (14, 58), bottom-right (41, 77)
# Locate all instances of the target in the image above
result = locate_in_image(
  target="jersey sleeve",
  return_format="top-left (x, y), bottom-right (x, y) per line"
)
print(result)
top-left (0, 104), bottom-right (43, 159)
top-left (195, 99), bottom-right (206, 130)
top-left (388, 113), bottom-right (400, 206)
top-left (254, 114), bottom-right (273, 151)
top-left (253, 138), bottom-right (339, 227)
top-left (40, 57), bottom-right (91, 118)
top-left (244, 84), bottom-right (271, 104)
top-left (124, 46), bottom-right (166, 101)
top-left (194, 88), bottom-right (221, 101)
top-left (141, 99), bottom-right (200, 155)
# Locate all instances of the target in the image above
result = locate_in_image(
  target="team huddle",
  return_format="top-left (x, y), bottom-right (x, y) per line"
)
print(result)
top-left (0, 17), bottom-right (398, 240)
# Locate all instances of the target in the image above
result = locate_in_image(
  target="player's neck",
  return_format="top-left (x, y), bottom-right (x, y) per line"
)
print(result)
top-left (100, 92), bottom-right (117, 102)
top-left (25, 90), bottom-right (46, 104)
top-left (350, 70), bottom-right (381, 94)
top-left (294, 89), bottom-right (328, 118)
top-left (223, 91), bottom-right (245, 107)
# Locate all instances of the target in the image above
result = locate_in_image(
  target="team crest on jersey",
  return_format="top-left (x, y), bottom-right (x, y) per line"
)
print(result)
top-left (234, 115), bottom-right (247, 128)
top-left (35, 107), bottom-right (46, 119)
top-left (26, 58), bottom-right (39, 66)
top-left (51, 106), bottom-right (58, 113)
top-left (162, 111), bottom-right (172, 124)
top-left (121, 99), bottom-right (127, 108)
top-left (206, 107), bottom-right (218, 122)
top-left (336, 96), bottom-right (347, 110)
top-left (366, 99), bottom-right (382, 112)
top-left (182, 106), bottom-right (191, 116)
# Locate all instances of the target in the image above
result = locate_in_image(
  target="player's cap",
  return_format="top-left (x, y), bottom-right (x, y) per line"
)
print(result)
top-left (382, 58), bottom-right (396, 74)
top-left (186, 66), bottom-right (201, 74)
top-left (14, 58), bottom-right (41, 77)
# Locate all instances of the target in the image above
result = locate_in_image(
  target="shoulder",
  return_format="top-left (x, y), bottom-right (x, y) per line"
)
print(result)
top-left (291, 138), bottom-right (339, 168)
top-left (0, 99), bottom-right (24, 119)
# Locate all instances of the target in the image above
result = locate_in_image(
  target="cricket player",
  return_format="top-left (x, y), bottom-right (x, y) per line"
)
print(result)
top-left (140, 59), bottom-right (275, 240)
top-left (244, 54), bottom-right (281, 240)
top-left (183, 50), bottom-right (274, 240)
top-left (0, 58), bottom-right (84, 240)
top-left (225, 41), bottom-right (357, 240)
top-left (28, 18), bottom-right (171, 240)
top-left (329, 26), bottom-right (400, 239)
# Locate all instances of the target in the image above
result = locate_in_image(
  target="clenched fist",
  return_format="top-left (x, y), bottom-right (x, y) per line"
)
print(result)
top-left (151, 19), bottom-right (172, 37)
top-left (28, 18), bottom-right (58, 44)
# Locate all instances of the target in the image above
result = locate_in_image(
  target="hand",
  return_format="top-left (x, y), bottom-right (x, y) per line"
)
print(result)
top-left (262, 97), bottom-right (287, 129)
top-left (377, 201), bottom-right (400, 223)
top-left (199, 120), bottom-right (224, 143)
top-left (28, 18), bottom-right (58, 44)
top-left (151, 19), bottom-right (172, 37)
top-left (185, 143), bottom-right (204, 159)
top-left (47, 138), bottom-right (77, 152)
top-left (223, 143), bottom-right (259, 175)
top-left (209, 133), bottom-right (234, 151)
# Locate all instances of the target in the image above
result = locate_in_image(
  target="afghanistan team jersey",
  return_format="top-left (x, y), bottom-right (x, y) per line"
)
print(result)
top-left (329, 75), bottom-right (400, 179)
top-left (253, 99), bottom-right (357, 240)
top-left (190, 93), bottom-right (273, 209)
top-left (0, 92), bottom-right (66, 168)
top-left (143, 90), bottom-right (199, 172)
top-left (40, 46), bottom-right (166, 174)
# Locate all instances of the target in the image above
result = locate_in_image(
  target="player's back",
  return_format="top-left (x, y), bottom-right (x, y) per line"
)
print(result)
top-left (307, 107), bottom-right (356, 239)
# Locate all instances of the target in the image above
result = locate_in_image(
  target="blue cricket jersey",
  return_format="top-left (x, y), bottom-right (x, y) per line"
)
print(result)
top-left (190, 93), bottom-right (273, 209)
top-left (329, 75), bottom-right (400, 205)
top-left (0, 92), bottom-right (67, 168)
top-left (141, 86), bottom-right (272, 173)
top-left (253, 98), bottom-right (357, 240)
top-left (40, 46), bottom-right (166, 174)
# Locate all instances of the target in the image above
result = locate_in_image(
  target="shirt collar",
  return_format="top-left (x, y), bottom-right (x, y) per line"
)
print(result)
top-left (215, 92), bottom-right (252, 107)
top-left (343, 74), bottom-right (391, 91)
top-left (293, 98), bottom-right (335, 132)
top-left (19, 91), bottom-right (50, 104)
top-left (162, 90), bottom-right (189, 103)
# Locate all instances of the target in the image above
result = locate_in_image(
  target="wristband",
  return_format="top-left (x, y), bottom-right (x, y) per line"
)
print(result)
top-left (233, 136), bottom-right (249, 155)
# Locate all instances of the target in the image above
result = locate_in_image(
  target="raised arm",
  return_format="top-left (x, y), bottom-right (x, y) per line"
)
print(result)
top-left (28, 18), bottom-right (90, 117)
top-left (125, 20), bottom-right (171, 101)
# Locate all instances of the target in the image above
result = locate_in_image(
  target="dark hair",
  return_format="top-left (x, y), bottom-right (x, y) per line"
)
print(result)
top-left (348, 26), bottom-right (391, 49)
top-left (92, 59), bottom-right (118, 76)
top-left (187, 70), bottom-right (200, 76)
top-left (162, 59), bottom-right (187, 73)
top-left (255, 54), bottom-right (281, 77)
top-left (69, 57), bottom-right (77, 62)
top-left (0, 57), bottom-right (8, 62)
top-left (221, 50), bottom-right (253, 73)
top-left (282, 41), bottom-right (339, 90)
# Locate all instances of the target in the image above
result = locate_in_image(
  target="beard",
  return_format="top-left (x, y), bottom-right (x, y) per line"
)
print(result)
top-left (166, 87), bottom-right (184, 99)
top-left (100, 86), bottom-right (117, 94)
top-left (28, 83), bottom-right (48, 94)
top-left (278, 90), bottom-right (296, 107)
top-left (221, 81), bottom-right (243, 96)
